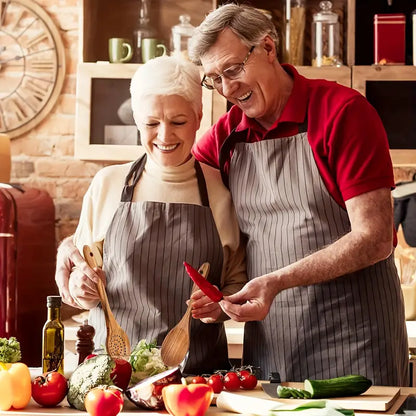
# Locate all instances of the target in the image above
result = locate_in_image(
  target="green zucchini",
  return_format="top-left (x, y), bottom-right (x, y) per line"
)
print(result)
top-left (304, 375), bottom-right (372, 399)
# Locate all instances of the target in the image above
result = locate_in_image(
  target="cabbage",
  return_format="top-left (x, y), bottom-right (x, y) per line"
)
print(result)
top-left (129, 339), bottom-right (167, 385)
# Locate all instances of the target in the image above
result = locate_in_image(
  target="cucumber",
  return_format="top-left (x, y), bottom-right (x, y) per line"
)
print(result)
top-left (277, 385), bottom-right (312, 399)
top-left (304, 375), bottom-right (372, 399)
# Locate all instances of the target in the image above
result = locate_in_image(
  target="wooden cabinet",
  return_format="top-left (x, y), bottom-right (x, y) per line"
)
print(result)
top-left (81, 0), bottom-right (354, 66)
top-left (76, 0), bottom-right (415, 165)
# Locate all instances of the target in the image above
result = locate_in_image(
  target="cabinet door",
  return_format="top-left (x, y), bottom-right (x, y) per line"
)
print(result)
top-left (352, 65), bottom-right (416, 167)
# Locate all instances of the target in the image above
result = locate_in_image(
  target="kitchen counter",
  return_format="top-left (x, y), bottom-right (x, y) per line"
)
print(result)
top-left (4, 386), bottom-right (416, 416)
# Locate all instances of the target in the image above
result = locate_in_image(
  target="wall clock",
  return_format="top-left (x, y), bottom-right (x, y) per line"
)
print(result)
top-left (0, 0), bottom-right (66, 138)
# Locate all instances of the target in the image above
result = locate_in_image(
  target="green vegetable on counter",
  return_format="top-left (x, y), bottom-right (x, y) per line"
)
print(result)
top-left (268, 400), bottom-right (354, 415)
top-left (276, 374), bottom-right (372, 400)
top-left (129, 339), bottom-right (167, 385)
top-left (304, 374), bottom-right (372, 399)
top-left (67, 354), bottom-right (115, 410)
top-left (277, 385), bottom-right (311, 399)
top-left (0, 337), bottom-right (21, 363)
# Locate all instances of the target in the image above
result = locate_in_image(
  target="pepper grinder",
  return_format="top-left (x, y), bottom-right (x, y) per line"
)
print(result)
top-left (76, 319), bottom-right (95, 364)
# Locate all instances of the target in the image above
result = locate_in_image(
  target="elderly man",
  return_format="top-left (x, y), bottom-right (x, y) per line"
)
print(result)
top-left (188, 3), bottom-right (408, 385)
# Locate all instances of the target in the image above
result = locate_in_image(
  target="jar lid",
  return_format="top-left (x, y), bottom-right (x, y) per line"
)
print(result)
top-left (313, 1), bottom-right (338, 24)
top-left (172, 14), bottom-right (195, 36)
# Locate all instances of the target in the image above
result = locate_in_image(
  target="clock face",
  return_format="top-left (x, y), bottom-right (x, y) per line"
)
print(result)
top-left (0, 0), bottom-right (65, 138)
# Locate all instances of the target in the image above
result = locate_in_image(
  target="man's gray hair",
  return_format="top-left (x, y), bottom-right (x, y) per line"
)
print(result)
top-left (130, 55), bottom-right (202, 122)
top-left (189, 3), bottom-right (279, 64)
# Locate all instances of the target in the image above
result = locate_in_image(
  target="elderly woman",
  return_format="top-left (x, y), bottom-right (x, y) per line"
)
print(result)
top-left (59, 55), bottom-right (246, 374)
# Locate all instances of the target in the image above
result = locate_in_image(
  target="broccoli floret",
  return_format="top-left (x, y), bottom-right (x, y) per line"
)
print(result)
top-left (0, 337), bottom-right (21, 363)
top-left (67, 354), bottom-right (115, 410)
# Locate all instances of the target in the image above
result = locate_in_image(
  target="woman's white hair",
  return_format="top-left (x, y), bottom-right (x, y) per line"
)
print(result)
top-left (130, 55), bottom-right (203, 124)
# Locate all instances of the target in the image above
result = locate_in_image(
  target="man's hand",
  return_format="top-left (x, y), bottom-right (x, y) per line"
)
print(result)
top-left (219, 275), bottom-right (280, 322)
top-left (55, 235), bottom-right (100, 308)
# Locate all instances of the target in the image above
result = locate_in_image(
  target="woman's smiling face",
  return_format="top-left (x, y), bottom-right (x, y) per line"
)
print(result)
top-left (137, 94), bottom-right (201, 167)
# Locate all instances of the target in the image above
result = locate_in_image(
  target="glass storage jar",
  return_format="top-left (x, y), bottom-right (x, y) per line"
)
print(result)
top-left (171, 14), bottom-right (195, 60)
top-left (311, 1), bottom-right (341, 67)
top-left (283, 0), bottom-right (306, 65)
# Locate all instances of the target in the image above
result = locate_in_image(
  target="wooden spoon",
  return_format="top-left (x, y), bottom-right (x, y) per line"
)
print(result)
top-left (83, 244), bottom-right (131, 359)
top-left (160, 262), bottom-right (210, 367)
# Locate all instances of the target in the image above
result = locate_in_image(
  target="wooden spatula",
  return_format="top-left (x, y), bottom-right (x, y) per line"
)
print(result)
top-left (160, 262), bottom-right (210, 367)
top-left (83, 244), bottom-right (131, 359)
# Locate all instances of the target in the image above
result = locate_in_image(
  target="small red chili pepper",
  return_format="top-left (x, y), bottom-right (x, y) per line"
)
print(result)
top-left (183, 262), bottom-right (223, 302)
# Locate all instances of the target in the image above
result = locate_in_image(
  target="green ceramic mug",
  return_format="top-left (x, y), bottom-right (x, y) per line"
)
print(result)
top-left (141, 38), bottom-right (167, 63)
top-left (108, 38), bottom-right (133, 63)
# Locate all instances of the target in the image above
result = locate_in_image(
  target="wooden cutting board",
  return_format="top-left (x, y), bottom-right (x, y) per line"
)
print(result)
top-left (222, 382), bottom-right (401, 412)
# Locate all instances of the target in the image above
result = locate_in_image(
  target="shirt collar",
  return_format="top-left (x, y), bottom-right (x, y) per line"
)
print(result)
top-left (235, 64), bottom-right (309, 133)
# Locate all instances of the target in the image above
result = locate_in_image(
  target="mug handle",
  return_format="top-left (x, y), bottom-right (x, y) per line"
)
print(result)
top-left (120, 42), bottom-right (133, 62)
top-left (156, 43), bottom-right (167, 57)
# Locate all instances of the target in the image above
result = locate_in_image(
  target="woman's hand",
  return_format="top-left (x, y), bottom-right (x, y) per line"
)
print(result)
top-left (55, 235), bottom-right (102, 308)
top-left (190, 288), bottom-right (223, 323)
top-left (68, 267), bottom-right (105, 310)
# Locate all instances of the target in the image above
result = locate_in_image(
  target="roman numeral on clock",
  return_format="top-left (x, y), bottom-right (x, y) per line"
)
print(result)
top-left (27, 59), bottom-right (55, 72)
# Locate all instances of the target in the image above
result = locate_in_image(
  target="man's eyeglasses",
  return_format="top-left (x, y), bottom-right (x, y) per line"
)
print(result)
top-left (201, 45), bottom-right (255, 90)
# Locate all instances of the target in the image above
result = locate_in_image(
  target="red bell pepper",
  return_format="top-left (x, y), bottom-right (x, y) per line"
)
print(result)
top-left (162, 382), bottom-right (213, 416)
top-left (183, 262), bottom-right (223, 302)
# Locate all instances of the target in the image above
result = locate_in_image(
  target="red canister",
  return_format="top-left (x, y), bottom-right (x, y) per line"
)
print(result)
top-left (373, 13), bottom-right (406, 65)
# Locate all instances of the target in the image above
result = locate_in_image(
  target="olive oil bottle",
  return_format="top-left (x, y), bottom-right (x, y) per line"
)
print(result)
top-left (42, 295), bottom-right (64, 374)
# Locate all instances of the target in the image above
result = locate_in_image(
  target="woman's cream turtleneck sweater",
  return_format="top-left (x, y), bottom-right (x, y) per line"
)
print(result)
top-left (74, 150), bottom-right (246, 293)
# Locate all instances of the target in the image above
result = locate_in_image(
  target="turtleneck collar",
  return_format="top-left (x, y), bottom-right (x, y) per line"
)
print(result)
top-left (144, 154), bottom-right (196, 182)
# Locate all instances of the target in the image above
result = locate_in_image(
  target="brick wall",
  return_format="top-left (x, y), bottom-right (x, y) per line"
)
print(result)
top-left (8, 0), bottom-right (416, 248)
top-left (9, 0), bottom-right (108, 243)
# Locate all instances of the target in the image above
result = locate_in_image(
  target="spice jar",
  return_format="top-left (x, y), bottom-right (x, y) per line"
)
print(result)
top-left (311, 1), bottom-right (341, 67)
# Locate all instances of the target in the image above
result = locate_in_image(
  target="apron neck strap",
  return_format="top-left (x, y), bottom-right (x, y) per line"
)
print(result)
top-left (121, 154), bottom-right (147, 201)
top-left (219, 128), bottom-right (249, 189)
top-left (194, 160), bottom-right (209, 207)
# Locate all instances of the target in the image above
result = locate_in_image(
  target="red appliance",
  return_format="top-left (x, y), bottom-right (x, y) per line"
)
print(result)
top-left (374, 13), bottom-right (406, 65)
top-left (0, 184), bottom-right (56, 367)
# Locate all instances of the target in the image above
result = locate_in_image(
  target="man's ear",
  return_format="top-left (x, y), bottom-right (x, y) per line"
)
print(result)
top-left (196, 109), bottom-right (203, 130)
top-left (263, 35), bottom-right (277, 60)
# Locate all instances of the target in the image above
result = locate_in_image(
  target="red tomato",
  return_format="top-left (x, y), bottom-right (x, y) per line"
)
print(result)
top-left (110, 358), bottom-right (132, 391)
top-left (223, 372), bottom-right (240, 391)
top-left (207, 374), bottom-right (223, 394)
top-left (239, 372), bottom-right (257, 390)
top-left (31, 371), bottom-right (68, 407)
top-left (84, 386), bottom-right (123, 416)
top-left (191, 375), bottom-right (206, 384)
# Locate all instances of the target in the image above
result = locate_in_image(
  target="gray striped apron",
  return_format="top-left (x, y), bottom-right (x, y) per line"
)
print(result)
top-left (220, 122), bottom-right (408, 385)
top-left (89, 155), bottom-right (229, 374)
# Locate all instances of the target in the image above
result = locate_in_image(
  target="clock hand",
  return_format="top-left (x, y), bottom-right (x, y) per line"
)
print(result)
top-left (0, 46), bottom-right (55, 65)
top-left (0, 54), bottom-right (23, 64)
